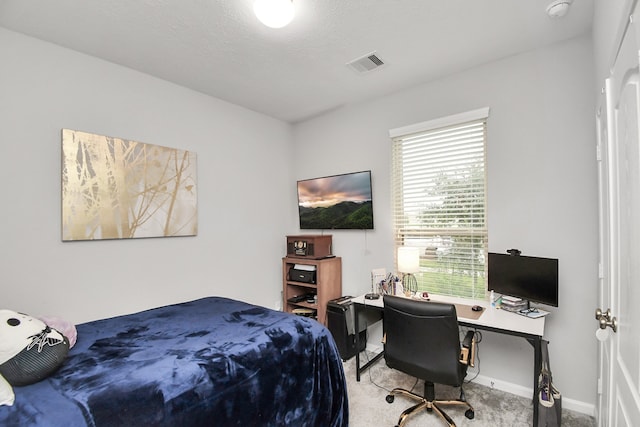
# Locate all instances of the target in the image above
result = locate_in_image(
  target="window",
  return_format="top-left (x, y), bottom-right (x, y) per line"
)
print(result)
top-left (390, 108), bottom-right (489, 299)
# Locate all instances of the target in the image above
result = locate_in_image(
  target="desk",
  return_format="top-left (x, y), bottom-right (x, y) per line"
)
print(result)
top-left (351, 293), bottom-right (546, 426)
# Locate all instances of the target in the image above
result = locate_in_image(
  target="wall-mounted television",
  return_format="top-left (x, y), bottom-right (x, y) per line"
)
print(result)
top-left (488, 252), bottom-right (559, 307)
top-left (297, 170), bottom-right (374, 230)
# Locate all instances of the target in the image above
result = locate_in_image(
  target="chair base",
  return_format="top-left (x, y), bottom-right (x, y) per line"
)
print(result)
top-left (386, 385), bottom-right (474, 427)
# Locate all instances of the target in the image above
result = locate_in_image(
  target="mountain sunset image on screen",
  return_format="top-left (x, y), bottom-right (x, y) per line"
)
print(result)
top-left (297, 171), bottom-right (374, 230)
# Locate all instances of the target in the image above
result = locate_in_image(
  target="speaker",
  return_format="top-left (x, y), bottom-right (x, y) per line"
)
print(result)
top-left (286, 235), bottom-right (332, 259)
top-left (287, 241), bottom-right (315, 257)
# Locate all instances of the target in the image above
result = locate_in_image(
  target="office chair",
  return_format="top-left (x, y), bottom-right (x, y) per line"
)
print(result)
top-left (383, 295), bottom-right (476, 427)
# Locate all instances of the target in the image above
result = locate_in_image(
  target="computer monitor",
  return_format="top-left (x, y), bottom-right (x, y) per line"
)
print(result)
top-left (488, 252), bottom-right (559, 307)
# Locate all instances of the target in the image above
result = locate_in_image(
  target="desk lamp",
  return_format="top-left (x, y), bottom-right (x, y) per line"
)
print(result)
top-left (397, 247), bottom-right (420, 295)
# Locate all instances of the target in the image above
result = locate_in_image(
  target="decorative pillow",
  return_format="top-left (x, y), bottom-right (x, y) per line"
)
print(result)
top-left (38, 315), bottom-right (77, 348)
top-left (0, 310), bottom-right (69, 406)
top-left (0, 374), bottom-right (13, 406)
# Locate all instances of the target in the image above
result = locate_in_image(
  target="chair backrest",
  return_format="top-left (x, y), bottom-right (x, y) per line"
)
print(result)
top-left (383, 295), bottom-right (466, 386)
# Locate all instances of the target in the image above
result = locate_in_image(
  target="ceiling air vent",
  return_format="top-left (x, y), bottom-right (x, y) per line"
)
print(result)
top-left (346, 52), bottom-right (385, 74)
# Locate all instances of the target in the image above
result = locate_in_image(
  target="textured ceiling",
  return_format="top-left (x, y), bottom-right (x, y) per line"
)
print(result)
top-left (0, 0), bottom-right (594, 123)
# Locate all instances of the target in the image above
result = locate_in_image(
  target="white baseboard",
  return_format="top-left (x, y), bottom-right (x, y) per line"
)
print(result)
top-left (363, 344), bottom-right (595, 418)
top-left (470, 374), bottom-right (595, 417)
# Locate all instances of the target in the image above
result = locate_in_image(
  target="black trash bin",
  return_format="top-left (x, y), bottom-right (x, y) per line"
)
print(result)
top-left (327, 299), bottom-right (366, 361)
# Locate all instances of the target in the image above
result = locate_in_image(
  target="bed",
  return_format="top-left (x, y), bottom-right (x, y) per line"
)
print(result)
top-left (0, 297), bottom-right (349, 426)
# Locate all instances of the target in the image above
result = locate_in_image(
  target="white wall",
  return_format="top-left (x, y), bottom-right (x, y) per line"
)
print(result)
top-left (0, 27), bottom-right (294, 324)
top-left (293, 35), bottom-right (598, 411)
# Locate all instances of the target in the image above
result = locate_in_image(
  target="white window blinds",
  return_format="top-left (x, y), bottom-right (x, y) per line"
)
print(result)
top-left (390, 108), bottom-right (489, 299)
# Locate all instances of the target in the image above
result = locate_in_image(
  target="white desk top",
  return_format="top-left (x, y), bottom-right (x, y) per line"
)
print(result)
top-left (351, 293), bottom-right (545, 337)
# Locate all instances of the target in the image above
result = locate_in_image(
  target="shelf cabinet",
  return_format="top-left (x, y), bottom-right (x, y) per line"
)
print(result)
top-left (282, 256), bottom-right (342, 325)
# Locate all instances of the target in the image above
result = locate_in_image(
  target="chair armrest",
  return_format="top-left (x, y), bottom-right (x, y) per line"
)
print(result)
top-left (462, 330), bottom-right (474, 348)
top-left (460, 330), bottom-right (476, 367)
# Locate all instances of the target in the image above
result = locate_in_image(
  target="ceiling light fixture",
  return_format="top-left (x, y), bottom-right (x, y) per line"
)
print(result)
top-left (254, 0), bottom-right (295, 29)
top-left (546, 0), bottom-right (573, 18)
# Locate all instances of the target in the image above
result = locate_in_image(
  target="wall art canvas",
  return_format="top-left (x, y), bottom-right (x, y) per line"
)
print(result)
top-left (62, 129), bottom-right (197, 241)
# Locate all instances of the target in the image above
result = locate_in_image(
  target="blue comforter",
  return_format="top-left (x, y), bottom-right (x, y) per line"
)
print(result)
top-left (0, 297), bottom-right (348, 426)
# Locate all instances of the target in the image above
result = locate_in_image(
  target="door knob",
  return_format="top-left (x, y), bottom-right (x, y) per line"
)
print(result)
top-left (595, 308), bottom-right (618, 333)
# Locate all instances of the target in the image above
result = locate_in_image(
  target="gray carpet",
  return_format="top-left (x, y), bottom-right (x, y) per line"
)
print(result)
top-left (344, 353), bottom-right (596, 427)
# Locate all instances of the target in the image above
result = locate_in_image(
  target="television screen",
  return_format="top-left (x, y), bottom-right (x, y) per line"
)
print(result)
top-left (297, 170), bottom-right (374, 230)
top-left (488, 252), bottom-right (559, 307)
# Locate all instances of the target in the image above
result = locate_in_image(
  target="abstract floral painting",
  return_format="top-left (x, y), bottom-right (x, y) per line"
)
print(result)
top-left (62, 129), bottom-right (197, 241)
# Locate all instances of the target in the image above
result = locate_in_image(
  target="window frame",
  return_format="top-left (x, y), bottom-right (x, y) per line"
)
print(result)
top-left (389, 107), bottom-right (490, 300)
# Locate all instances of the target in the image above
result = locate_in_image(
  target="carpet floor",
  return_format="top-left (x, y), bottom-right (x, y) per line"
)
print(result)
top-left (343, 353), bottom-right (596, 427)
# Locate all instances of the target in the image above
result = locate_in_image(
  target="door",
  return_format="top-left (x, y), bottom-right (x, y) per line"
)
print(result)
top-left (596, 85), bottom-right (612, 426)
top-left (597, 3), bottom-right (640, 425)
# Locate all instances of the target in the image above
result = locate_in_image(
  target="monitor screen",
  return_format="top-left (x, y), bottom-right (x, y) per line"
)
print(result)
top-left (297, 170), bottom-right (374, 230)
top-left (488, 252), bottom-right (559, 307)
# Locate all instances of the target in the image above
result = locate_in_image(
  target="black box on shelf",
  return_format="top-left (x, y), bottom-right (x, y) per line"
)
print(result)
top-left (289, 268), bottom-right (316, 284)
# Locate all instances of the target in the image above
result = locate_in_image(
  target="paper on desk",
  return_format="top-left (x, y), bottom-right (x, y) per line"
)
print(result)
top-left (519, 308), bottom-right (549, 319)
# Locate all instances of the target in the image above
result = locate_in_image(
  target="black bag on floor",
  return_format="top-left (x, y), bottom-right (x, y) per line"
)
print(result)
top-left (537, 340), bottom-right (562, 427)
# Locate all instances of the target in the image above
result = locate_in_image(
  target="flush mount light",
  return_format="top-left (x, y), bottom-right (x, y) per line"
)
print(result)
top-left (546, 0), bottom-right (573, 18)
top-left (254, 0), bottom-right (295, 29)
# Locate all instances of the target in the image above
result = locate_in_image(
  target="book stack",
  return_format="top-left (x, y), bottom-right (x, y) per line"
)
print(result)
top-left (499, 295), bottom-right (528, 312)
top-left (292, 308), bottom-right (316, 319)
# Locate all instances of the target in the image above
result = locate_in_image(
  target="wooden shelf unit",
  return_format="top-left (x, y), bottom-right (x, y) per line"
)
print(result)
top-left (282, 256), bottom-right (342, 325)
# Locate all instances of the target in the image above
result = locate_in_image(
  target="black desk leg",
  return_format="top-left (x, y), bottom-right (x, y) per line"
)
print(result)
top-left (531, 337), bottom-right (542, 426)
top-left (355, 304), bottom-right (362, 381)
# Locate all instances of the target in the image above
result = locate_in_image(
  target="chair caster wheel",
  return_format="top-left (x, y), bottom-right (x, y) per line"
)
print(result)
top-left (386, 395), bottom-right (395, 403)
top-left (465, 409), bottom-right (475, 419)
